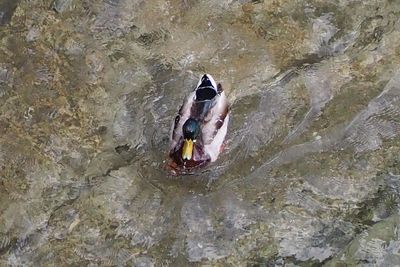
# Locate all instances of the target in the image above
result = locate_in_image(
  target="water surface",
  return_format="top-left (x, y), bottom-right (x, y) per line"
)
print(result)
top-left (1, 0), bottom-right (400, 266)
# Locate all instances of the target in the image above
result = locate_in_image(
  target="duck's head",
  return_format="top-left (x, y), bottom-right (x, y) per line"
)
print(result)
top-left (182, 118), bottom-right (200, 160)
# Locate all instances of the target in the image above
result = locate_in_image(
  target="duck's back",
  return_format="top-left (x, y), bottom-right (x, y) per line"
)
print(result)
top-left (201, 91), bottom-right (229, 161)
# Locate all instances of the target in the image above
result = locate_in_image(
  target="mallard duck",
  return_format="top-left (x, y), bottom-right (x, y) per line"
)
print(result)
top-left (169, 74), bottom-right (230, 169)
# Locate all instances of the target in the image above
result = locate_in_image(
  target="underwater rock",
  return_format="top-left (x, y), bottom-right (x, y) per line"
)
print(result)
top-left (0, 1), bottom-right (19, 25)
top-left (52, 0), bottom-right (73, 13)
top-left (326, 215), bottom-right (400, 266)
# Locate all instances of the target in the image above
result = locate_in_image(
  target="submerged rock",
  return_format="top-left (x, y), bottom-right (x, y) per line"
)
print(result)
top-left (51, 0), bottom-right (73, 13)
top-left (326, 215), bottom-right (400, 266)
top-left (0, 1), bottom-right (19, 25)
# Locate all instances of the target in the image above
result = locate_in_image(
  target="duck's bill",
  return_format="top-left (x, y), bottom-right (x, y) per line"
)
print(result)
top-left (182, 139), bottom-right (194, 160)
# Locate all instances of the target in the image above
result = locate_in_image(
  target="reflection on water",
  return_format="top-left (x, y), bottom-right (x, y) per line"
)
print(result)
top-left (1, 0), bottom-right (400, 265)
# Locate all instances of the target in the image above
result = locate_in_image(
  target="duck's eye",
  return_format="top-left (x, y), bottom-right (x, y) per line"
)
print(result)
top-left (174, 115), bottom-right (180, 125)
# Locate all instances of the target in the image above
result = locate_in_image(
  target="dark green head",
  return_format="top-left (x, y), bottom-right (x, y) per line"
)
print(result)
top-left (183, 118), bottom-right (200, 140)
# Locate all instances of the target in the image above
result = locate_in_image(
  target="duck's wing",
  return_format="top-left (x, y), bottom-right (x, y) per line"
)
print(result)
top-left (201, 90), bottom-right (229, 152)
top-left (169, 91), bottom-right (195, 153)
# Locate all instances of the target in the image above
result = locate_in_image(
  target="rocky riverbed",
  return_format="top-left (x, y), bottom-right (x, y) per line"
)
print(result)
top-left (1, 0), bottom-right (400, 266)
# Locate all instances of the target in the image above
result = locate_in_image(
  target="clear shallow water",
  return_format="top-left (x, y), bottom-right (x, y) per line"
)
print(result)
top-left (1, 0), bottom-right (400, 266)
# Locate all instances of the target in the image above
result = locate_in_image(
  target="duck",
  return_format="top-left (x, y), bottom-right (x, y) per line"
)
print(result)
top-left (169, 74), bottom-right (230, 169)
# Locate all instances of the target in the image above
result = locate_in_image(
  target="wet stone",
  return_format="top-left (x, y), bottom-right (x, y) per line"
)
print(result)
top-left (52, 0), bottom-right (73, 13)
top-left (0, 1), bottom-right (19, 25)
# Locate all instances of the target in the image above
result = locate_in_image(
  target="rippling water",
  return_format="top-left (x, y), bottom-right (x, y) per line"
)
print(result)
top-left (1, 0), bottom-right (400, 266)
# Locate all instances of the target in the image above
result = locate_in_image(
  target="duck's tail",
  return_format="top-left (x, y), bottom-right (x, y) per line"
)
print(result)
top-left (195, 74), bottom-right (218, 101)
